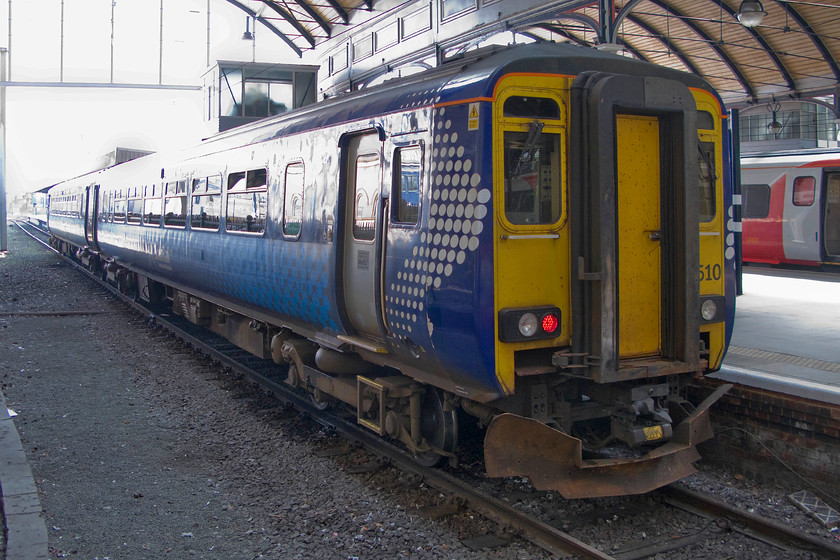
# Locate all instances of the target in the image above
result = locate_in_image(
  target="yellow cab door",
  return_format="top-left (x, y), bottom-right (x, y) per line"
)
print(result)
top-left (615, 115), bottom-right (662, 357)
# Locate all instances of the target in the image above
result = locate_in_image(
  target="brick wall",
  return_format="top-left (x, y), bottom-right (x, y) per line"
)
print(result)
top-left (690, 380), bottom-right (840, 496)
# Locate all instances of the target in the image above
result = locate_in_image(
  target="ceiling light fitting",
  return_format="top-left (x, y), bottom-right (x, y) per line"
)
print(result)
top-left (737, 0), bottom-right (767, 27)
top-left (242, 17), bottom-right (254, 41)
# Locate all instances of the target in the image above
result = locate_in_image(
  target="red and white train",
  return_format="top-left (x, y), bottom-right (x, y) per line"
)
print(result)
top-left (741, 149), bottom-right (840, 269)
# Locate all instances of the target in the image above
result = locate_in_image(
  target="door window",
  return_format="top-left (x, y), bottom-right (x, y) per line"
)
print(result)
top-left (353, 153), bottom-right (380, 240)
top-left (283, 163), bottom-right (305, 238)
top-left (793, 176), bottom-right (816, 206)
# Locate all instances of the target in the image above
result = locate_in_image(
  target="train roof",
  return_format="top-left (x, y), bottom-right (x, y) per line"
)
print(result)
top-left (46, 42), bottom-right (722, 192)
top-left (741, 148), bottom-right (840, 168)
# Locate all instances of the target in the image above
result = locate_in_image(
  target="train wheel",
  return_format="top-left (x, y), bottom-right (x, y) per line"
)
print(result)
top-left (414, 389), bottom-right (458, 467)
top-left (309, 387), bottom-right (331, 410)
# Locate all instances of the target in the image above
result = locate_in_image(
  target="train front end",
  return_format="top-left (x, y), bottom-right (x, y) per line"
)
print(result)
top-left (475, 58), bottom-right (733, 498)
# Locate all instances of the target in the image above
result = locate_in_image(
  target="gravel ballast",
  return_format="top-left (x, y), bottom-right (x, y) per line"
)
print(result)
top-left (0, 226), bottom-right (548, 560)
top-left (3, 223), bottom-right (840, 560)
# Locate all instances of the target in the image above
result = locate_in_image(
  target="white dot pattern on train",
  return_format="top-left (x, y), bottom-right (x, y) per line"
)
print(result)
top-left (386, 106), bottom-right (489, 337)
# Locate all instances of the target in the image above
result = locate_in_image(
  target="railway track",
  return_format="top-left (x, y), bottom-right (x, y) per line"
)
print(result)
top-left (12, 219), bottom-right (840, 560)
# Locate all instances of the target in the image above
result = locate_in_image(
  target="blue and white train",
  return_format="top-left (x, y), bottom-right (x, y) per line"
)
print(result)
top-left (47, 43), bottom-right (735, 498)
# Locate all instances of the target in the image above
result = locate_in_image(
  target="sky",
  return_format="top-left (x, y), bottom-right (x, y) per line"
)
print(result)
top-left (2, 0), bottom-right (305, 198)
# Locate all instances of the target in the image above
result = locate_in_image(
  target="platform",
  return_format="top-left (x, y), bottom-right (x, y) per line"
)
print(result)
top-left (714, 268), bottom-right (840, 405)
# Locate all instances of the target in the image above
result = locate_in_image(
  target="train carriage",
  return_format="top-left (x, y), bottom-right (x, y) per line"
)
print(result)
top-left (741, 149), bottom-right (840, 269)
top-left (47, 42), bottom-right (735, 498)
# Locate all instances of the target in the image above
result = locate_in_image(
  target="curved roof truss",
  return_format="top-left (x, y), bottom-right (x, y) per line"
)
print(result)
top-left (224, 0), bottom-right (840, 108)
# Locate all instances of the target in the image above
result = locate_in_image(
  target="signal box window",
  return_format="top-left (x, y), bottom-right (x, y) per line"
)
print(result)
top-left (191, 175), bottom-right (222, 230)
top-left (793, 176), bottom-right (815, 206)
top-left (226, 169), bottom-right (268, 234)
top-left (743, 184), bottom-right (771, 219)
top-left (283, 163), bottom-right (304, 238)
top-left (503, 125), bottom-right (561, 225)
top-left (393, 146), bottom-right (421, 225)
top-left (164, 180), bottom-right (188, 227)
top-left (143, 184), bottom-right (162, 226)
top-left (354, 153), bottom-right (380, 240)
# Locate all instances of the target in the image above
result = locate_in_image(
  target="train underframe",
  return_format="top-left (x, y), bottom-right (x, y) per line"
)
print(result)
top-left (61, 246), bottom-right (725, 498)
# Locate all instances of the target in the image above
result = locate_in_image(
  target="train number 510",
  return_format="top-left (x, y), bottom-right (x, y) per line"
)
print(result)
top-left (699, 263), bottom-right (722, 281)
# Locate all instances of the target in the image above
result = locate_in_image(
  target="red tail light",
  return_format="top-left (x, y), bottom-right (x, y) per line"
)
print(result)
top-left (542, 313), bottom-right (559, 334)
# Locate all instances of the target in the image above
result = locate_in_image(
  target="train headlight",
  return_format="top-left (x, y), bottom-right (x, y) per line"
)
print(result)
top-left (499, 306), bottom-right (562, 342)
top-left (701, 300), bottom-right (717, 321)
top-left (699, 296), bottom-right (726, 323)
top-left (518, 313), bottom-right (538, 337)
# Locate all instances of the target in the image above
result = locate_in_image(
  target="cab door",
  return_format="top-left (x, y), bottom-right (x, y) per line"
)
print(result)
top-left (341, 132), bottom-right (385, 339)
top-left (615, 115), bottom-right (662, 357)
top-left (570, 72), bottom-right (699, 381)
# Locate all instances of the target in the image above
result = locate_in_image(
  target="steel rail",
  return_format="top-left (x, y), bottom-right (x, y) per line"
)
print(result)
top-left (13, 220), bottom-right (615, 560)
top-left (149, 305), bottom-right (616, 560)
top-left (15, 219), bottom-right (839, 559)
top-left (661, 485), bottom-right (840, 559)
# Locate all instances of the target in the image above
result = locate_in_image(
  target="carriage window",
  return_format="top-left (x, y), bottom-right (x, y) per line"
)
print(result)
top-left (114, 190), bottom-right (126, 222)
top-left (164, 180), bottom-right (188, 227)
top-left (143, 184), bottom-right (162, 226)
top-left (503, 96), bottom-right (560, 119)
top-left (698, 142), bottom-right (717, 222)
top-left (283, 163), bottom-right (304, 237)
top-left (191, 175), bottom-right (222, 230)
top-left (743, 184), bottom-right (771, 219)
top-left (354, 153), bottom-right (380, 240)
top-left (503, 125), bottom-right (561, 225)
top-left (393, 146), bottom-right (421, 225)
top-left (793, 176), bottom-right (815, 206)
top-left (127, 187), bottom-right (142, 224)
top-left (226, 168), bottom-right (268, 234)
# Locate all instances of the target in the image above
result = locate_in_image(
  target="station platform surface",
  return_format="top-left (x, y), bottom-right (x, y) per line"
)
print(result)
top-left (714, 268), bottom-right (840, 405)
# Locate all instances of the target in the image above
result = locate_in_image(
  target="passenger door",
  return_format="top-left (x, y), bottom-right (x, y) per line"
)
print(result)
top-left (341, 132), bottom-right (385, 339)
top-left (85, 184), bottom-right (100, 251)
top-left (824, 171), bottom-right (840, 259)
top-left (783, 172), bottom-right (821, 263)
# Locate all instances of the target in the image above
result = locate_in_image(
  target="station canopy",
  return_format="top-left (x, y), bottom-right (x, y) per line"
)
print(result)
top-left (226, 0), bottom-right (840, 109)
